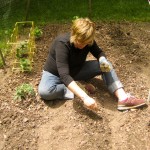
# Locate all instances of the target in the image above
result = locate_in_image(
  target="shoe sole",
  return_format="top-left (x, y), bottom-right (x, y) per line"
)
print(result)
top-left (117, 103), bottom-right (147, 111)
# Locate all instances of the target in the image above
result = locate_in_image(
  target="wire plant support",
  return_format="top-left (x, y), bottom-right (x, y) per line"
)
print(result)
top-left (7, 21), bottom-right (36, 72)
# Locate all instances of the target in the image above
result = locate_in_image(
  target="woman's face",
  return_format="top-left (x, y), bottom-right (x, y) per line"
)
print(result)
top-left (74, 39), bottom-right (93, 49)
top-left (74, 41), bottom-right (87, 49)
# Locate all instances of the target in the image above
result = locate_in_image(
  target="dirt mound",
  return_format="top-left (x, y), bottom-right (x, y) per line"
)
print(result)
top-left (0, 22), bottom-right (150, 150)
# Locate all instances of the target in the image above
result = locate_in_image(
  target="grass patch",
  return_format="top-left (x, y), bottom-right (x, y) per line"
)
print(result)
top-left (1, 0), bottom-right (149, 26)
top-left (28, 0), bottom-right (150, 23)
top-left (92, 0), bottom-right (150, 21)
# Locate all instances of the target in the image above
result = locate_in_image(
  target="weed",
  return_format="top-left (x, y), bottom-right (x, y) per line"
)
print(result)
top-left (34, 27), bottom-right (43, 39)
top-left (14, 83), bottom-right (35, 100)
top-left (73, 16), bottom-right (80, 20)
top-left (20, 58), bottom-right (32, 72)
top-left (16, 40), bottom-right (28, 58)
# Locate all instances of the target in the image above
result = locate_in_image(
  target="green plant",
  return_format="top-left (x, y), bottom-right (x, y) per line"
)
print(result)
top-left (72, 16), bottom-right (80, 22)
top-left (14, 83), bottom-right (35, 100)
top-left (73, 16), bottom-right (80, 20)
top-left (16, 40), bottom-right (28, 58)
top-left (20, 58), bottom-right (32, 72)
top-left (34, 27), bottom-right (43, 39)
top-left (4, 29), bottom-right (12, 41)
top-left (0, 30), bottom-right (12, 68)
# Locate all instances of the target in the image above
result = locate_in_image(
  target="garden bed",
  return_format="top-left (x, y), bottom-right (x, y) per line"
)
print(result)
top-left (0, 22), bottom-right (150, 150)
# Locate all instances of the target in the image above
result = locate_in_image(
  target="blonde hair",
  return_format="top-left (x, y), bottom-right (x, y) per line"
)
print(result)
top-left (70, 18), bottom-right (95, 45)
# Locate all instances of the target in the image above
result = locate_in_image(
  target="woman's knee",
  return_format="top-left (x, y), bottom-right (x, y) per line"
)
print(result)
top-left (38, 84), bottom-right (65, 100)
top-left (38, 82), bottom-right (58, 100)
top-left (38, 85), bottom-right (55, 100)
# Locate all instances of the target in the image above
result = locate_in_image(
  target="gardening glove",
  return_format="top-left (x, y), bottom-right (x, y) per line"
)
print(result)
top-left (82, 95), bottom-right (98, 111)
top-left (99, 56), bottom-right (112, 72)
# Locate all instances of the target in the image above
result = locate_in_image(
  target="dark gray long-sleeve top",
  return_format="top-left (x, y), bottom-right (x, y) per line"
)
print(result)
top-left (44, 33), bottom-right (105, 86)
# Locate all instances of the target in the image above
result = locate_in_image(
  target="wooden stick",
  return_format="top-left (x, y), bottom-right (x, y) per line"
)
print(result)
top-left (25, 0), bottom-right (31, 21)
top-left (0, 48), bottom-right (6, 65)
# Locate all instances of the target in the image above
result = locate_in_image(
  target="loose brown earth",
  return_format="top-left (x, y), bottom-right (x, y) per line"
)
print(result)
top-left (0, 22), bottom-right (150, 150)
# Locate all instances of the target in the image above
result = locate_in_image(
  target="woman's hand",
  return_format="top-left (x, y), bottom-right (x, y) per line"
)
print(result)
top-left (99, 56), bottom-right (112, 72)
top-left (67, 81), bottom-right (98, 111)
top-left (82, 95), bottom-right (98, 111)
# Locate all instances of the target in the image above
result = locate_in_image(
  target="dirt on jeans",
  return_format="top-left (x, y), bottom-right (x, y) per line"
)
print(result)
top-left (0, 22), bottom-right (150, 150)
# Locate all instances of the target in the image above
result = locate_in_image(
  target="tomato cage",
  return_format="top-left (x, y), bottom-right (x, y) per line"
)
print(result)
top-left (7, 21), bottom-right (36, 72)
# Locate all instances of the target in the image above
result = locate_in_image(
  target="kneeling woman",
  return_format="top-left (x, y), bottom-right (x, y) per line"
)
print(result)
top-left (38, 18), bottom-right (146, 111)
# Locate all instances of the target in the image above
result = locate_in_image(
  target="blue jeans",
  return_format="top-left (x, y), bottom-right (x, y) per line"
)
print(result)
top-left (38, 60), bottom-right (123, 100)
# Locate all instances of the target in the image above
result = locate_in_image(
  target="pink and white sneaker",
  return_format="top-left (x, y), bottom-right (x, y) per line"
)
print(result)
top-left (118, 94), bottom-right (147, 111)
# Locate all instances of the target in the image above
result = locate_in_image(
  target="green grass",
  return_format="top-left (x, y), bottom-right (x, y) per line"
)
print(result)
top-left (1, 0), bottom-right (149, 26)
top-left (92, 0), bottom-right (150, 21)
top-left (26, 0), bottom-right (89, 24)
top-left (29, 0), bottom-right (150, 23)
top-left (0, 0), bottom-right (149, 28)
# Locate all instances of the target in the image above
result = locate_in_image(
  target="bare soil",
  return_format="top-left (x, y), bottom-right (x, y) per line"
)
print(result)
top-left (0, 22), bottom-right (150, 150)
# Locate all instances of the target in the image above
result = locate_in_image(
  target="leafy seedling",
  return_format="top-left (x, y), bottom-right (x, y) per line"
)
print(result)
top-left (34, 27), bottom-right (43, 39)
top-left (14, 83), bottom-right (35, 100)
top-left (16, 40), bottom-right (28, 58)
top-left (20, 58), bottom-right (32, 72)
